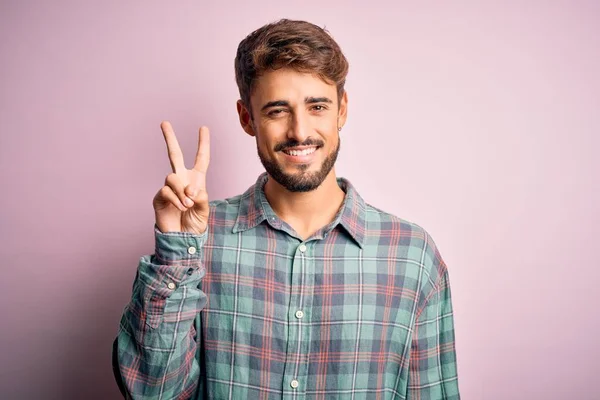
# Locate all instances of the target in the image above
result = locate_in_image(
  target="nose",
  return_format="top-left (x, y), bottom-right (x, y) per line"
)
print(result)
top-left (287, 110), bottom-right (310, 143)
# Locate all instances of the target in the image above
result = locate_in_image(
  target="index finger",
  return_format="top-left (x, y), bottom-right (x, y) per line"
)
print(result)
top-left (161, 121), bottom-right (186, 173)
top-left (193, 126), bottom-right (210, 172)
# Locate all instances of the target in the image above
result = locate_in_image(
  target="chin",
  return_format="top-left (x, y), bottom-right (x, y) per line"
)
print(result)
top-left (258, 140), bottom-right (340, 192)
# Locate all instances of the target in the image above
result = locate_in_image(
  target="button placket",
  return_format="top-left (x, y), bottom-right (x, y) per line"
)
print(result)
top-left (281, 241), bottom-right (311, 395)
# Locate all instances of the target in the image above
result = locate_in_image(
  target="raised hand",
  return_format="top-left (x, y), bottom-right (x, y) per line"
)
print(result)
top-left (153, 121), bottom-right (210, 234)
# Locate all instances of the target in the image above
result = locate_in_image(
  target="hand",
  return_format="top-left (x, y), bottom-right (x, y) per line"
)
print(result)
top-left (153, 121), bottom-right (210, 234)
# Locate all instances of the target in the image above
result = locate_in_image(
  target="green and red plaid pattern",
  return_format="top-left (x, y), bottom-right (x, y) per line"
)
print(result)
top-left (116, 172), bottom-right (459, 399)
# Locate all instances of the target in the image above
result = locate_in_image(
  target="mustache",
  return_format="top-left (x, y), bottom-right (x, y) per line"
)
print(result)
top-left (274, 138), bottom-right (324, 152)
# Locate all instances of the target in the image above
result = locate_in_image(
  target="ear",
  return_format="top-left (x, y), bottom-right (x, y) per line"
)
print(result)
top-left (337, 91), bottom-right (348, 129)
top-left (237, 100), bottom-right (256, 137)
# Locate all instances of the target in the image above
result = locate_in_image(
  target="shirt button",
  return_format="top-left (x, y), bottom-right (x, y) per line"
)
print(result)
top-left (298, 244), bottom-right (307, 253)
top-left (295, 310), bottom-right (304, 319)
top-left (167, 282), bottom-right (176, 290)
top-left (187, 246), bottom-right (197, 255)
top-left (290, 379), bottom-right (299, 389)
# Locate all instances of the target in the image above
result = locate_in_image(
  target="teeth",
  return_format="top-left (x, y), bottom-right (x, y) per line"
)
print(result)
top-left (286, 147), bottom-right (317, 156)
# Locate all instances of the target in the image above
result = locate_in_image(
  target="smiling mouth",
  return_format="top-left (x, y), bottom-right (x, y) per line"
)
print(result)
top-left (282, 146), bottom-right (319, 156)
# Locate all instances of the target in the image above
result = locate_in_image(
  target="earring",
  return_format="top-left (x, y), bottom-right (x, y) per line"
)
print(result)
top-left (338, 127), bottom-right (342, 131)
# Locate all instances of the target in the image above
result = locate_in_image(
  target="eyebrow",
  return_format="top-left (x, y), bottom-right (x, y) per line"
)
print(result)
top-left (260, 96), bottom-right (333, 111)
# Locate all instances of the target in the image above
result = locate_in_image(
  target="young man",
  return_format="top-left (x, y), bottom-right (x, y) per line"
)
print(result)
top-left (114, 19), bottom-right (460, 399)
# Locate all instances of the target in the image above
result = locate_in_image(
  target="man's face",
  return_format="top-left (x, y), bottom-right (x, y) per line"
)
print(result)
top-left (238, 68), bottom-right (348, 192)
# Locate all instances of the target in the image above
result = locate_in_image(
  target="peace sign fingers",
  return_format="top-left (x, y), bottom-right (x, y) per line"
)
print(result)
top-left (161, 121), bottom-right (186, 174)
top-left (193, 126), bottom-right (211, 173)
top-left (155, 121), bottom-right (211, 234)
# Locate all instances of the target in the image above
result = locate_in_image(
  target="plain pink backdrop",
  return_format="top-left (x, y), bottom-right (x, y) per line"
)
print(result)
top-left (1, 1), bottom-right (598, 399)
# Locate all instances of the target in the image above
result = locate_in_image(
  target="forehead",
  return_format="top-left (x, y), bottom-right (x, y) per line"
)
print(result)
top-left (251, 68), bottom-right (336, 103)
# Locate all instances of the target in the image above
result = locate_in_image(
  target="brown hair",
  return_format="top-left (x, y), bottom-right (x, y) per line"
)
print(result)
top-left (234, 19), bottom-right (349, 116)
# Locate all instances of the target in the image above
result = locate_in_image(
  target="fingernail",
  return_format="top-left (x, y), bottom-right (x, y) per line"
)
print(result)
top-left (185, 198), bottom-right (193, 207)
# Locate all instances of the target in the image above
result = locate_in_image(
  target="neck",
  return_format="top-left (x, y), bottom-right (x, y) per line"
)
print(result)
top-left (263, 169), bottom-right (346, 239)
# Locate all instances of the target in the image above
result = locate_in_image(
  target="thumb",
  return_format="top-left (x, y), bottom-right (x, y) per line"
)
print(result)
top-left (186, 185), bottom-right (209, 214)
top-left (185, 185), bottom-right (197, 199)
top-left (185, 185), bottom-right (208, 205)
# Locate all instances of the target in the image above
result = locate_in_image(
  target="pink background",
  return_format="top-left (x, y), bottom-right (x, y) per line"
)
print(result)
top-left (1, 1), bottom-right (598, 399)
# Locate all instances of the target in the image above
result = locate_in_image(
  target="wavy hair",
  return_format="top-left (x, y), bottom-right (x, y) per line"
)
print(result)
top-left (234, 19), bottom-right (349, 115)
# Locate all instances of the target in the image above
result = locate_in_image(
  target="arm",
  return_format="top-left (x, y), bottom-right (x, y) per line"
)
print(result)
top-left (114, 226), bottom-right (208, 399)
top-left (406, 267), bottom-right (460, 399)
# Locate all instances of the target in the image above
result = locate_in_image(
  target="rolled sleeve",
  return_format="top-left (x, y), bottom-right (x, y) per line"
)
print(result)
top-left (116, 225), bottom-right (208, 398)
top-left (134, 225), bottom-right (208, 328)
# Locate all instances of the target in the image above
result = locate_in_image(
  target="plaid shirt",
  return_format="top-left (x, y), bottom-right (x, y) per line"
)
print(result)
top-left (115, 172), bottom-right (459, 399)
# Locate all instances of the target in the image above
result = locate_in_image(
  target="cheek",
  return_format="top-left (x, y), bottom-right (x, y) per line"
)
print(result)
top-left (255, 132), bottom-right (277, 154)
top-left (256, 136), bottom-right (268, 153)
top-left (256, 125), bottom-right (287, 149)
top-left (260, 119), bottom-right (289, 139)
top-left (314, 118), bottom-right (338, 136)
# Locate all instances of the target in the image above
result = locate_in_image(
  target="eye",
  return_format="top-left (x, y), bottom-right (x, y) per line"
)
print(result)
top-left (311, 105), bottom-right (327, 112)
top-left (267, 108), bottom-right (287, 117)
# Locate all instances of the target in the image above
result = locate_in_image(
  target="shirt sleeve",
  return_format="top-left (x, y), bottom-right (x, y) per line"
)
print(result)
top-left (406, 265), bottom-right (460, 399)
top-left (114, 225), bottom-right (208, 400)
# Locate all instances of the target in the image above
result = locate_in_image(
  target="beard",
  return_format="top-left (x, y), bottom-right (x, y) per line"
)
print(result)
top-left (257, 136), bottom-right (341, 192)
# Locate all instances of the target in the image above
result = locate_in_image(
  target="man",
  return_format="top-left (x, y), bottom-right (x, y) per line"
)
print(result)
top-left (114, 19), bottom-right (460, 399)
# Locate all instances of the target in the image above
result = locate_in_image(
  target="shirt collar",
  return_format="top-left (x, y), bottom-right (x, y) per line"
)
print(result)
top-left (232, 172), bottom-right (366, 248)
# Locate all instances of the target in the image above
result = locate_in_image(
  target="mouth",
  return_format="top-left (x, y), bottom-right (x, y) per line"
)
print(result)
top-left (281, 146), bottom-right (319, 163)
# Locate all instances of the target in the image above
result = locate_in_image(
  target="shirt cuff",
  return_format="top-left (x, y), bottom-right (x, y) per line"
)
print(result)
top-left (153, 224), bottom-right (208, 266)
